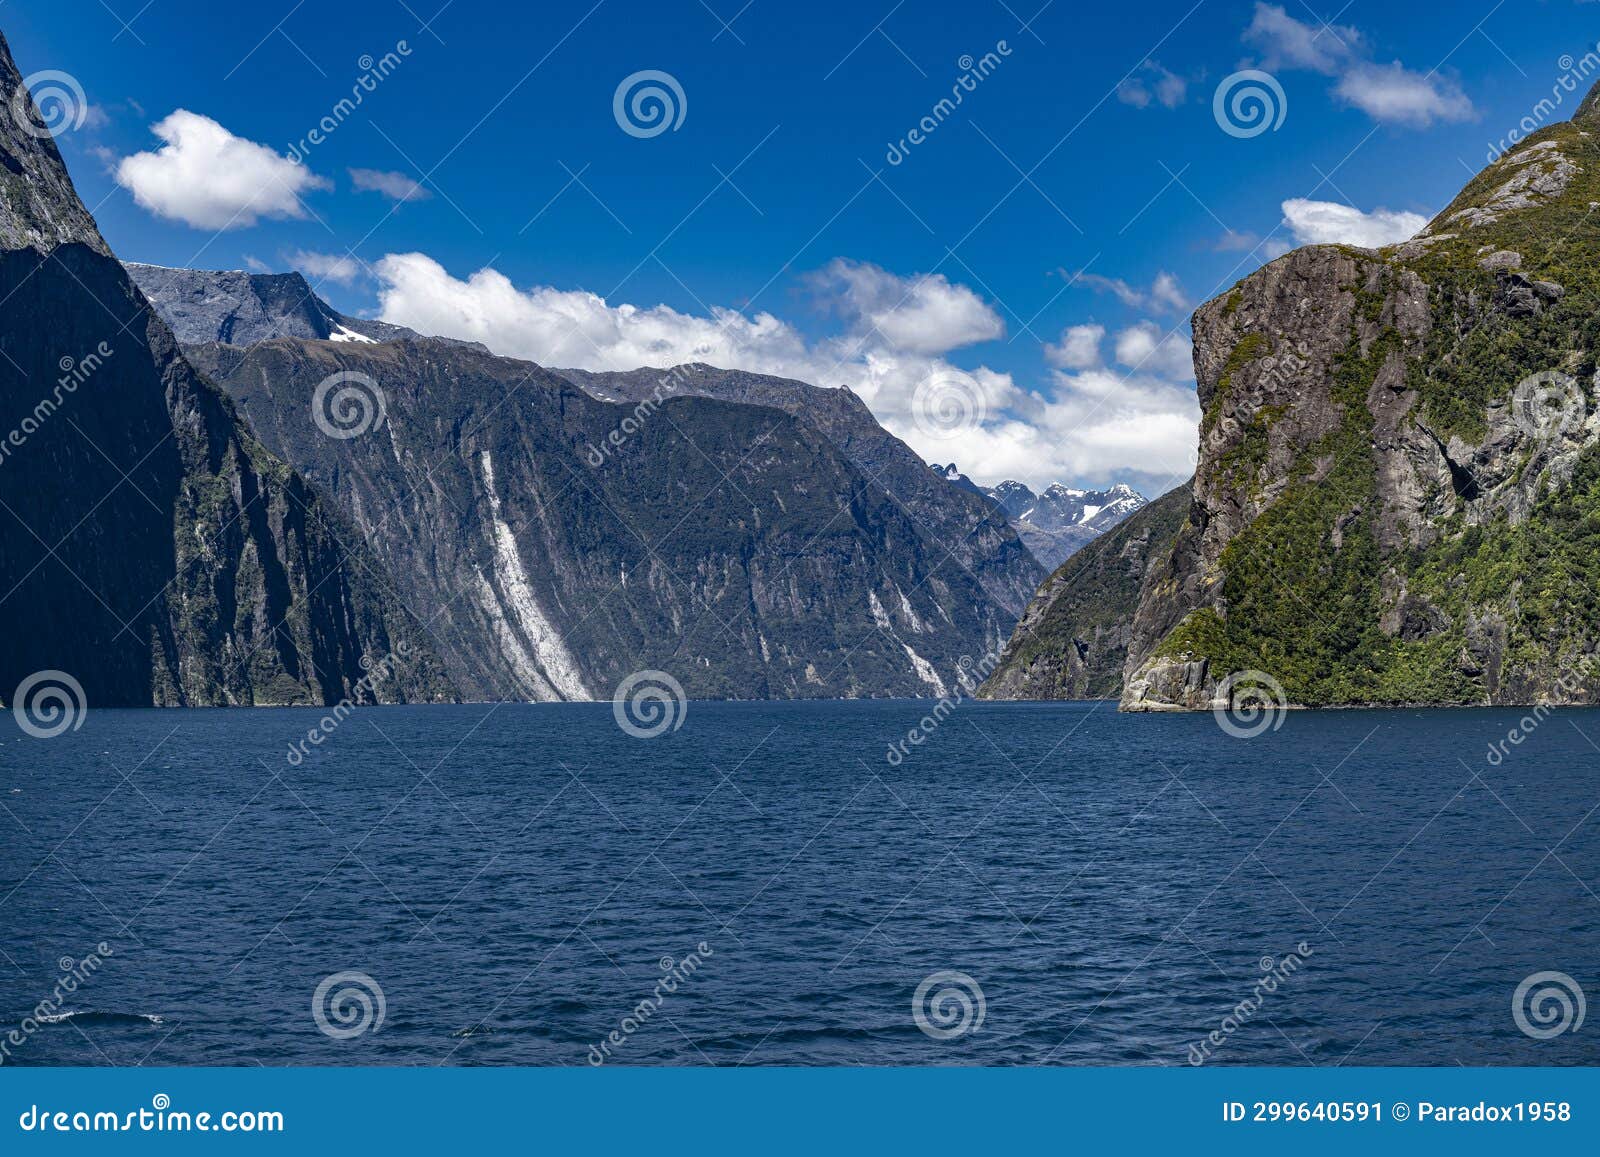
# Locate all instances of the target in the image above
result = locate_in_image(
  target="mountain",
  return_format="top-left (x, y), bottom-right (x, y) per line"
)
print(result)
top-left (982, 479), bottom-right (1147, 569)
top-left (0, 32), bottom-right (454, 707)
top-left (557, 368), bottom-right (1045, 616)
top-left (1113, 87), bottom-right (1600, 709)
top-left (979, 481), bottom-right (1191, 700)
top-left (929, 465), bottom-right (1148, 569)
top-left (182, 340), bottom-right (1014, 700)
top-left (123, 263), bottom-right (422, 346)
top-left (116, 263), bottom-right (1041, 700)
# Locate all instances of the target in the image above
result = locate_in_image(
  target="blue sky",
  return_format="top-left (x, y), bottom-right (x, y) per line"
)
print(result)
top-left (7, 0), bottom-right (1598, 492)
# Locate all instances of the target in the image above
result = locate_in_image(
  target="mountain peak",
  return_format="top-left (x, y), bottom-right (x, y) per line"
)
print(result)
top-left (1576, 77), bottom-right (1600, 125)
top-left (125, 263), bottom-right (418, 346)
top-left (0, 32), bottom-right (109, 256)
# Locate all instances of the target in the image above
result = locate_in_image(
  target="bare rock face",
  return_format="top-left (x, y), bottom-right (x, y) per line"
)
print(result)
top-left (1115, 86), bottom-right (1600, 710)
top-left (186, 340), bottom-right (1016, 701)
top-left (0, 31), bottom-right (455, 706)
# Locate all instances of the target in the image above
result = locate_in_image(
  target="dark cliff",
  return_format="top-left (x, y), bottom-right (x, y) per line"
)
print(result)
top-left (0, 31), bottom-right (454, 706)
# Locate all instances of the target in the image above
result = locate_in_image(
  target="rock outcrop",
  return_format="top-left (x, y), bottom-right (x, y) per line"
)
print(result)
top-left (0, 31), bottom-right (455, 706)
top-left (1121, 89), bottom-right (1600, 709)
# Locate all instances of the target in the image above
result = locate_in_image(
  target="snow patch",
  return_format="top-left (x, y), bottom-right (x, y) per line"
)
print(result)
top-left (329, 323), bottom-right (377, 344)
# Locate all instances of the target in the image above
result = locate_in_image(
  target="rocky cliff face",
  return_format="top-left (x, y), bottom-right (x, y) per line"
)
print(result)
top-left (0, 32), bottom-right (454, 707)
top-left (185, 340), bottom-right (1012, 700)
top-left (558, 365), bottom-right (1045, 615)
top-left (979, 481), bottom-right (1190, 700)
top-left (124, 264), bottom-right (420, 346)
top-left (1121, 90), bottom-right (1600, 710)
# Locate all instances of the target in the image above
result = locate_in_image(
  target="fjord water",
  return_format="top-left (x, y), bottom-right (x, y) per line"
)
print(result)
top-left (2, 701), bottom-right (1597, 1067)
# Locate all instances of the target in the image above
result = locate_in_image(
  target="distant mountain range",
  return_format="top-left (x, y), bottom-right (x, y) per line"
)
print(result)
top-left (930, 465), bottom-right (1147, 569)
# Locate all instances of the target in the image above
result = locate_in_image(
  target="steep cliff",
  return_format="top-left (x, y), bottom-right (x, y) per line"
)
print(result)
top-left (185, 339), bottom-right (1012, 700)
top-left (0, 32), bottom-right (454, 706)
top-left (556, 365), bottom-right (1047, 614)
top-left (1122, 90), bottom-right (1600, 710)
top-left (979, 481), bottom-right (1190, 700)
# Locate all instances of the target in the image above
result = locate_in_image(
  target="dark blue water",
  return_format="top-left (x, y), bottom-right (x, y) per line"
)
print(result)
top-left (2, 701), bottom-right (1598, 1067)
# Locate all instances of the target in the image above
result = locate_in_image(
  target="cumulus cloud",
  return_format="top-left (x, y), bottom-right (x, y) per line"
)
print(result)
top-left (289, 250), bottom-right (365, 286)
top-left (350, 167), bottom-right (433, 202)
top-left (806, 259), bottom-right (1006, 354)
top-left (115, 110), bottom-right (328, 229)
top-left (1114, 321), bottom-right (1196, 379)
top-left (1046, 324), bottom-right (1105, 370)
top-left (372, 254), bottom-right (1199, 491)
top-left (1240, 3), bottom-right (1474, 128)
top-left (1281, 198), bottom-right (1428, 247)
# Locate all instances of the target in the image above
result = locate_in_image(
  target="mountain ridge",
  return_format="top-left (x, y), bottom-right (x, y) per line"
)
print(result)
top-left (0, 30), bottom-right (456, 707)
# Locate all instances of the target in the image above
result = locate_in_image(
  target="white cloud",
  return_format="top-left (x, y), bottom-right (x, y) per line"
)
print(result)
top-left (1046, 324), bottom-right (1104, 370)
top-left (350, 167), bottom-right (433, 202)
top-left (1281, 198), bottom-right (1428, 248)
top-left (1114, 321), bottom-right (1196, 379)
top-left (290, 250), bottom-right (365, 286)
top-left (116, 110), bottom-right (328, 229)
top-left (372, 254), bottom-right (1199, 491)
top-left (1118, 61), bottom-right (1188, 109)
top-left (1077, 270), bottom-right (1190, 314)
top-left (806, 259), bottom-right (1005, 354)
top-left (1244, 2), bottom-right (1358, 74)
top-left (1334, 61), bottom-right (1474, 128)
top-left (1240, 3), bottom-right (1474, 128)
